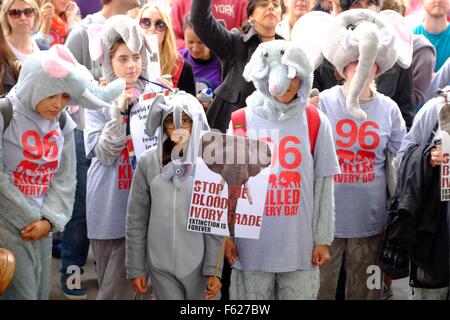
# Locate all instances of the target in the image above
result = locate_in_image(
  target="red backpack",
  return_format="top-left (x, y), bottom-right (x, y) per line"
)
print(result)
top-left (231, 105), bottom-right (321, 155)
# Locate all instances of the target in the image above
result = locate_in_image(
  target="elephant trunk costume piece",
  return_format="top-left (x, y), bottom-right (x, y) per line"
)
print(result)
top-left (291, 9), bottom-right (413, 120)
top-left (345, 22), bottom-right (380, 120)
top-left (200, 132), bottom-right (271, 237)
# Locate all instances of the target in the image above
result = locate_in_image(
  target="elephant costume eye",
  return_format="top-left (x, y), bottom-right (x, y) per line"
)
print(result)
top-left (346, 24), bottom-right (356, 31)
top-left (263, 52), bottom-right (269, 58)
top-left (280, 49), bottom-right (285, 55)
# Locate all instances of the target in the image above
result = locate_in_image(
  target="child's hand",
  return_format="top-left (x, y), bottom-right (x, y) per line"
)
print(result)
top-left (131, 275), bottom-right (148, 295)
top-left (117, 89), bottom-right (134, 114)
top-left (312, 244), bottom-right (331, 267)
top-left (21, 220), bottom-right (52, 241)
top-left (205, 276), bottom-right (221, 300)
top-left (224, 238), bottom-right (239, 266)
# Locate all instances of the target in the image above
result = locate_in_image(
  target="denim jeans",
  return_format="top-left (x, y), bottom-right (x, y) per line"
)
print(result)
top-left (60, 130), bottom-right (91, 274)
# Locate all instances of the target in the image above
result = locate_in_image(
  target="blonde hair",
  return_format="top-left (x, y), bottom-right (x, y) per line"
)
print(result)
top-left (138, 4), bottom-right (179, 76)
top-left (381, 0), bottom-right (407, 16)
top-left (0, 0), bottom-right (41, 35)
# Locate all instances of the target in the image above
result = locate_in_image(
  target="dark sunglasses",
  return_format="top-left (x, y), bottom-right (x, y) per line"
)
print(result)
top-left (7, 8), bottom-right (36, 19)
top-left (139, 18), bottom-right (167, 32)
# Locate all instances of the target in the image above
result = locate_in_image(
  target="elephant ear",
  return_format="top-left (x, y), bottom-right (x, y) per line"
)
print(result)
top-left (146, 95), bottom-right (170, 137)
top-left (243, 44), bottom-right (269, 82)
top-left (247, 139), bottom-right (271, 177)
top-left (87, 23), bottom-right (104, 61)
top-left (379, 10), bottom-right (413, 69)
top-left (291, 11), bottom-right (335, 70)
top-left (281, 43), bottom-right (313, 78)
top-left (200, 132), bottom-right (225, 175)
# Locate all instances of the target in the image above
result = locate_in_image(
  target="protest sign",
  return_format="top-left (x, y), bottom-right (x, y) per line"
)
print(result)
top-left (439, 90), bottom-right (450, 201)
top-left (187, 132), bottom-right (272, 239)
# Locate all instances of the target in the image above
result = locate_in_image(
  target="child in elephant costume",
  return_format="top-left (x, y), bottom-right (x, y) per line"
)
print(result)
top-left (292, 9), bottom-right (410, 299)
top-left (126, 91), bottom-right (224, 300)
top-left (225, 39), bottom-right (341, 300)
top-left (0, 44), bottom-right (125, 300)
top-left (84, 14), bottom-right (153, 300)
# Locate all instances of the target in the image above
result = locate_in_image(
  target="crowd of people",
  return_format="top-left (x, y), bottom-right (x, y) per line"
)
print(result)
top-left (0, 0), bottom-right (449, 301)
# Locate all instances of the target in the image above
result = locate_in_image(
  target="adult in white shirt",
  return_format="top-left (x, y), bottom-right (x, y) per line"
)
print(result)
top-left (276, 0), bottom-right (313, 40)
top-left (0, 0), bottom-right (41, 61)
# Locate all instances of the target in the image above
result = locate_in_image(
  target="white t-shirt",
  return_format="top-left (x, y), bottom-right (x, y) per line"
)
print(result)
top-left (229, 106), bottom-right (340, 272)
top-left (319, 86), bottom-right (406, 238)
top-left (2, 98), bottom-right (76, 208)
top-left (7, 39), bottom-right (40, 62)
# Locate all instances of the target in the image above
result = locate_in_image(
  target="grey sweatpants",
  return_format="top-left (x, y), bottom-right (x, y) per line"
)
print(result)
top-left (148, 261), bottom-right (214, 300)
top-left (318, 235), bottom-right (382, 300)
top-left (0, 228), bottom-right (52, 300)
top-left (91, 238), bottom-right (135, 300)
top-left (229, 268), bottom-right (320, 300)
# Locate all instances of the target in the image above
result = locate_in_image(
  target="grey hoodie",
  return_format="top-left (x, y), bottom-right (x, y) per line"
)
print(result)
top-left (126, 91), bottom-right (224, 281)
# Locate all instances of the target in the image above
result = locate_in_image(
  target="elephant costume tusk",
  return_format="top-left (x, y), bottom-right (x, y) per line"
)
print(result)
top-left (343, 31), bottom-right (358, 50)
top-left (254, 65), bottom-right (269, 80)
top-left (287, 65), bottom-right (296, 79)
top-left (381, 34), bottom-right (396, 50)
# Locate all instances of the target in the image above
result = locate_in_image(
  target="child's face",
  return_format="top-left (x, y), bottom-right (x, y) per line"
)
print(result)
top-left (344, 61), bottom-right (378, 85)
top-left (274, 77), bottom-right (301, 103)
top-left (184, 27), bottom-right (210, 60)
top-left (163, 113), bottom-right (193, 145)
top-left (111, 43), bottom-right (143, 86)
top-left (35, 93), bottom-right (70, 120)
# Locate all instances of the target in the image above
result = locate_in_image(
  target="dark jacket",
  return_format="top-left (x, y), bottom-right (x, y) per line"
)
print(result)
top-left (313, 59), bottom-right (415, 129)
top-left (191, 0), bottom-right (283, 133)
top-left (1, 65), bottom-right (18, 96)
top-left (388, 135), bottom-right (449, 288)
top-left (177, 59), bottom-right (196, 96)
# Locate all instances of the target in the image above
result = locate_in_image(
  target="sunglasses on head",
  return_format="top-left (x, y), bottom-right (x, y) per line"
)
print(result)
top-left (139, 18), bottom-right (167, 32)
top-left (7, 8), bottom-right (35, 19)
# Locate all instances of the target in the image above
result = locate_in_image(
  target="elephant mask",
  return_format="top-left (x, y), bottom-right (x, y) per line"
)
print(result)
top-left (242, 40), bottom-right (314, 121)
top-left (291, 9), bottom-right (413, 120)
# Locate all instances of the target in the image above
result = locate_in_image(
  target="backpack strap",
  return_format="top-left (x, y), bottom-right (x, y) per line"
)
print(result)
top-left (306, 104), bottom-right (320, 155)
top-left (231, 108), bottom-right (247, 137)
top-left (0, 98), bottom-right (13, 133)
top-left (231, 105), bottom-right (320, 155)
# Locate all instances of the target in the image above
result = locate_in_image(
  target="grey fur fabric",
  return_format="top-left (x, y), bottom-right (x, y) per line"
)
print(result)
top-left (312, 176), bottom-right (335, 245)
top-left (94, 118), bottom-right (127, 166)
top-left (243, 40), bottom-right (313, 121)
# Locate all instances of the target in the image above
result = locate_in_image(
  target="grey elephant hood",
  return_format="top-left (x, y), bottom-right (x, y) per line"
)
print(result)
top-left (13, 44), bottom-right (125, 111)
top-left (291, 9), bottom-right (413, 120)
top-left (145, 91), bottom-right (210, 167)
top-left (88, 14), bottom-right (152, 92)
top-left (242, 40), bottom-right (313, 121)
